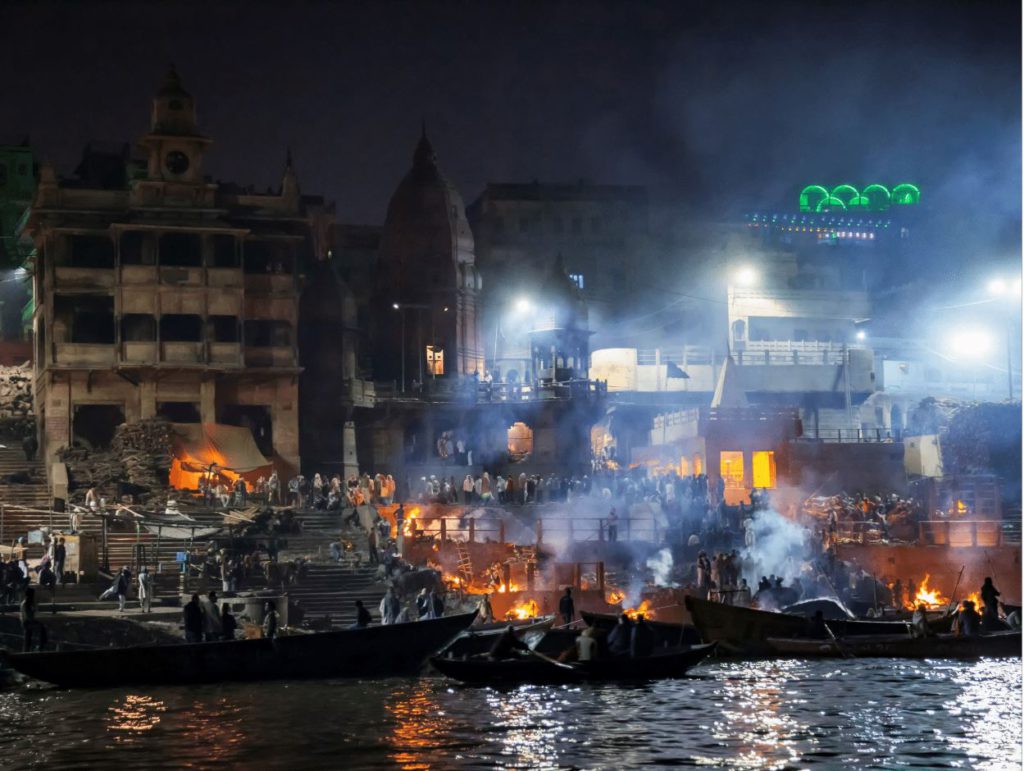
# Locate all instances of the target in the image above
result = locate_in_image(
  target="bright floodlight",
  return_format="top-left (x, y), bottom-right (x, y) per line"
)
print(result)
top-left (988, 278), bottom-right (1007, 295)
top-left (734, 266), bottom-right (757, 287)
top-left (950, 328), bottom-right (993, 358)
top-left (515, 297), bottom-right (532, 313)
top-left (392, 302), bottom-right (400, 310)
top-left (856, 330), bottom-right (866, 341)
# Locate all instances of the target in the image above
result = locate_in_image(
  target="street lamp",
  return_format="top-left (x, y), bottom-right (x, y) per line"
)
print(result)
top-left (949, 328), bottom-right (993, 359)
top-left (515, 297), bottom-right (533, 314)
top-left (856, 330), bottom-right (866, 341)
top-left (733, 266), bottom-right (758, 287)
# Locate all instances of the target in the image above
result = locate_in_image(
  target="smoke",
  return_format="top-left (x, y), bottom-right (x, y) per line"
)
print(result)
top-left (740, 507), bottom-right (811, 583)
top-left (646, 547), bottom-right (675, 587)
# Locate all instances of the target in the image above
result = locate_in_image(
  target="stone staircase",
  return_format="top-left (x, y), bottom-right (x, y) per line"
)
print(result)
top-left (286, 563), bottom-right (387, 626)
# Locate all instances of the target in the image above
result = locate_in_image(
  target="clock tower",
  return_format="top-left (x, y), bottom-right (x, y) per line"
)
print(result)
top-left (136, 66), bottom-right (212, 187)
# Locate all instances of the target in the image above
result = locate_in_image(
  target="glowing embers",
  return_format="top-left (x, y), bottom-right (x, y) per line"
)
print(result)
top-left (905, 574), bottom-right (949, 610)
top-left (507, 421), bottom-right (533, 459)
top-left (506, 598), bottom-right (540, 620)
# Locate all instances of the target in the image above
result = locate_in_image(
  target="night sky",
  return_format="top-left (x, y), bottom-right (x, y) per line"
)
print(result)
top-left (1, 0), bottom-right (1019, 267)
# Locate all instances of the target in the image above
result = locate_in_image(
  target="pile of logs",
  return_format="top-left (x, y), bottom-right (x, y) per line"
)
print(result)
top-left (0, 363), bottom-right (34, 438)
top-left (111, 418), bottom-right (173, 492)
top-left (59, 418), bottom-right (174, 502)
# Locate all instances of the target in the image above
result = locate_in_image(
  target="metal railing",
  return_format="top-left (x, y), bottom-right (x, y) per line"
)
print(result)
top-left (400, 515), bottom-right (659, 545)
top-left (802, 428), bottom-right (902, 443)
top-left (918, 520), bottom-right (1012, 547)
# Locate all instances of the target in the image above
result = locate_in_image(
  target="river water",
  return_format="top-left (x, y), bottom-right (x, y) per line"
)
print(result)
top-left (0, 658), bottom-right (1019, 769)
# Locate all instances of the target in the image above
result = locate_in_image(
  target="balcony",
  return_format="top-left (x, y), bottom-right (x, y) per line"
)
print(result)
top-left (159, 266), bottom-right (203, 286)
top-left (207, 268), bottom-right (244, 289)
top-left (244, 346), bottom-right (295, 368)
top-left (54, 267), bottom-right (115, 290)
top-left (54, 342), bottom-right (116, 367)
top-left (121, 342), bottom-right (158, 365)
top-left (119, 265), bottom-right (158, 285)
top-left (161, 341), bottom-right (203, 364)
top-left (208, 342), bottom-right (242, 367)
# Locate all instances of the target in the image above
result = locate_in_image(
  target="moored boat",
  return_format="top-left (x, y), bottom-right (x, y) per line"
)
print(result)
top-left (765, 630), bottom-right (1022, 659)
top-left (581, 611), bottom-right (702, 647)
top-left (2, 612), bottom-right (477, 688)
top-left (440, 616), bottom-right (555, 658)
top-left (431, 643), bottom-right (717, 685)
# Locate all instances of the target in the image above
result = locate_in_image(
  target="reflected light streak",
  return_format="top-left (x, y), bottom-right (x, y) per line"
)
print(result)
top-left (485, 686), bottom-right (568, 768)
top-left (944, 660), bottom-right (1023, 770)
top-left (386, 682), bottom-right (452, 770)
top-left (106, 694), bottom-right (167, 741)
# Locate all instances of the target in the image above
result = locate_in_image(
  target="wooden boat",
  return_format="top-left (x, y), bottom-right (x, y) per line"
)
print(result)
top-left (684, 597), bottom-right (951, 656)
top-left (765, 630), bottom-right (1022, 659)
top-left (2, 612), bottom-right (477, 688)
top-left (431, 642), bottom-right (717, 685)
top-left (581, 611), bottom-right (702, 647)
top-left (441, 616), bottom-right (555, 658)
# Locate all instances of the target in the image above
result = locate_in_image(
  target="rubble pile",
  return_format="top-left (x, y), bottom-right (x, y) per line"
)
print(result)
top-left (0, 363), bottom-right (35, 438)
top-left (59, 418), bottom-right (173, 502)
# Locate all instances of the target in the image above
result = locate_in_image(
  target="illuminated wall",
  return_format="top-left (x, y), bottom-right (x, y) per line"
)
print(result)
top-left (799, 183), bottom-right (920, 213)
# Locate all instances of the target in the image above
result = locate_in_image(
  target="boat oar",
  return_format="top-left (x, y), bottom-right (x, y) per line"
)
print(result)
top-left (526, 647), bottom-right (576, 671)
top-left (944, 565), bottom-right (965, 617)
top-left (823, 622), bottom-right (853, 659)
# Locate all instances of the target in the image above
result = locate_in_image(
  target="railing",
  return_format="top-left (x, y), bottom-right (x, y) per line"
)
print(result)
top-left (802, 428), bottom-right (902, 443)
top-left (375, 378), bottom-right (607, 403)
top-left (402, 515), bottom-right (658, 545)
top-left (918, 520), bottom-right (1011, 547)
top-left (734, 349), bottom-right (848, 366)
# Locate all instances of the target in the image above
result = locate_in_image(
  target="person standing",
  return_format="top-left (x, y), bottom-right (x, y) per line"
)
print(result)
top-left (115, 566), bottom-right (131, 612)
top-left (476, 592), bottom-right (494, 624)
top-left (559, 587), bottom-right (575, 626)
top-left (53, 538), bottom-right (66, 586)
top-left (20, 587), bottom-right (46, 651)
top-left (137, 565), bottom-right (153, 613)
top-left (379, 588), bottom-right (401, 625)
top-left (201, 590), bottom-right (223, 641)
top-left (980, 577), bottom-right (1001, 624)
top-left (607, 508), bottom-right (619, 543)
top-left (221, 603), bottom-right (238, 641)
top-left (262, 601), bottom-right (279, 639)
top-left (183, 594), bottom-right (204, 643)
top-left (367, 527), bottom-right (379, 566)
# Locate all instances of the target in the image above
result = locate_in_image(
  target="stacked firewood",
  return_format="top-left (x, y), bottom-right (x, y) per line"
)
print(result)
top-left (0, 364), bottom-right (35, 438)
top-left (111, 418), bottom-right (173, 491)
top-left (59, 418), bottom-right (174, 501)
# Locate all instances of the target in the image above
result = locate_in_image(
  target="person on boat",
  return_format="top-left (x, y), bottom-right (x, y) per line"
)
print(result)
top-left (352, 599), bottom-right (372, 628)
top-left (559, 588), bottom-right (575, 626)
top-left (607, 614), bottom-right (632, 657)
top-left (379, 588), bottom-right (401, 625)
top-left (489, 625), bottom-right (530, 659)
top-left (416, 588), bottom-right (430, 619)
top-left (201, 591), bottom-right (223, 641)
top-left (262, 601), bottom-right (279, 639)
top-left (630, 614), bottom-right (655, 658)
top-left (20, 587), bottom-right (46, 651)
top-left (735, 578), bottom-right (752, 608)
top-left (428, 589), bottom-right (445, 619)
top-left (804, 610), bottom-right (829, 640)
top-left (980, 578), bottom-right (1001, 626)
top-left (137, 566), bottom-right (153, 613)
top-left (575, 627), bottom-right (598, 662)
top-left (476, 593), bottom-right (494, 624)
top-left (184, 594), bottom-right (204, 643)
top-left (221, 603), bottom-right (238, 641)
top-left (910, 603), bottom-right (931, 638)
top-left (954, 600), bottom-right (982, 637)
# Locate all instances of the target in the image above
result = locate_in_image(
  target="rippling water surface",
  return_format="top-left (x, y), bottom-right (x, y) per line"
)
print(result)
top-left (0, 659), bottom-right (1019, 769)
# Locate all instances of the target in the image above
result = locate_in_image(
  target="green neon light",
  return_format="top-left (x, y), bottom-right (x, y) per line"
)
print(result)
top-left (799, 185), bottom-right (830, 212)
top-left (891, 183), bottom-right (920, 205)
top-left (800, 183), bottom-right (917, 211)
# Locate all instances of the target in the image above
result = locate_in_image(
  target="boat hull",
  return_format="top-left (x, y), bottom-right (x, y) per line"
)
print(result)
top-left (431, 643), bottom-right (717, 685)
top-left (5, 612), bottom-right (476, 688)
top-left (765, 631), bottom-right (1022, 659)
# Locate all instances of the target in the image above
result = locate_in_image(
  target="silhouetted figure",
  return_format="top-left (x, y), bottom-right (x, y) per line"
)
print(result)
top-left (559, 588), bottom-right (575, 625)
top-left (489, 625), bottom-right (530, 659)
top-left (183, 594), bottom-right (203, 643)
top-left (630, 614), bottom-right (654, 658)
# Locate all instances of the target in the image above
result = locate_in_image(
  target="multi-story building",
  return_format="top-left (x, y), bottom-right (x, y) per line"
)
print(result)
top-left (21, 69), bottom-right (331, 474)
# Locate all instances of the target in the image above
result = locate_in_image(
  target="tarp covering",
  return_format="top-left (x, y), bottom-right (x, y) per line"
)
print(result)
top-left (169, 423), bottom-right (272, 490)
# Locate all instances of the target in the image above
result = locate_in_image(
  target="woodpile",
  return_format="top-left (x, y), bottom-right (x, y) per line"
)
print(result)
top-left (59, 418), bottom-right (174, 502)
top-left (0, 364), bottom-right (34, 438)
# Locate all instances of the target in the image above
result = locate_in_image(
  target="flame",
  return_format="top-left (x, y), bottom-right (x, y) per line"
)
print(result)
top-left (962, 591), bottom-right (983, 611)
top-left (496, 583), bottom-right (522, 594)
top-left (506, 598), bottom-right (539, 620)
top-left (624, 599), bottom-right (653, 620)
top-left (403, 507), bottom-right (423, 535)
top-left (606, 590), bottom-right (625, 605)
top-left (954, 499), bottom-right (968, 516)
top-left (908, 574), bottom-right (949, 609)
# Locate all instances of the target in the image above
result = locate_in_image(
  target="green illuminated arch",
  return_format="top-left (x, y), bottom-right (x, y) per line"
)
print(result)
top-left (831, 184), bottom-right (861, 208)
top-left (799, 185), bottom-right (830, 212)
top-left (892, 183), bottom-right (920, 205)
top-left (860, 184), bottom-right (891, 211)
top-left (815, 195), bottom-right (846, 212)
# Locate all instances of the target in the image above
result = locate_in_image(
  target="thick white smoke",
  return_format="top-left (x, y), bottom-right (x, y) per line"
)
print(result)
top-left (739, 508), bottom-right (810, 583)
top-left (646, 547), bottom-right (676, 587)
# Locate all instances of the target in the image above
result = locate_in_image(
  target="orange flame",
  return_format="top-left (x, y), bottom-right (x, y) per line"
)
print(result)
top-left (506, 598), bottom-right (539, 620)
top-left (909, 574), bottom-right (949, 609)
top-left (624, 599), bottom-right (653, 620)
top-left (606, 590), bottom-right (625, 605)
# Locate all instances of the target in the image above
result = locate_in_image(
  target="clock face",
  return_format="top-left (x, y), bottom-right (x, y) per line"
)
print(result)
top-left (165, 151), bottom-right (190, 175)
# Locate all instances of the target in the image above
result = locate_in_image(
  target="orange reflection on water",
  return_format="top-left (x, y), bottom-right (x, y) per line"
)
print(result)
top-left (485, 686), bottom-right (566, 768)
top-left (178, 697), bottom-right (248, 764)
top-left (386, 682), bottom-right (451, 770)
top-left (106, 694), bottom-right (167, 741)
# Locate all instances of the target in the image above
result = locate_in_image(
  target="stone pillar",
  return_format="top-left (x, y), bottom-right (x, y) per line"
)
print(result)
top-left (342, 420), bottom-right (359, 479)
top-left (139, 380), bottom-right (157, 420)
top-left (200, 379), bottom-right (216, 424)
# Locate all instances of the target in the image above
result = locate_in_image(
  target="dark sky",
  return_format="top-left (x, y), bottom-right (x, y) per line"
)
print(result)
top-left (0, 0), bottom-right (1019, 260)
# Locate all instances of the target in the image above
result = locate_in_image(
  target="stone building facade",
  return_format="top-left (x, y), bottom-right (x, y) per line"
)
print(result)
top-left (21, 69), bottom-right (331, 475)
